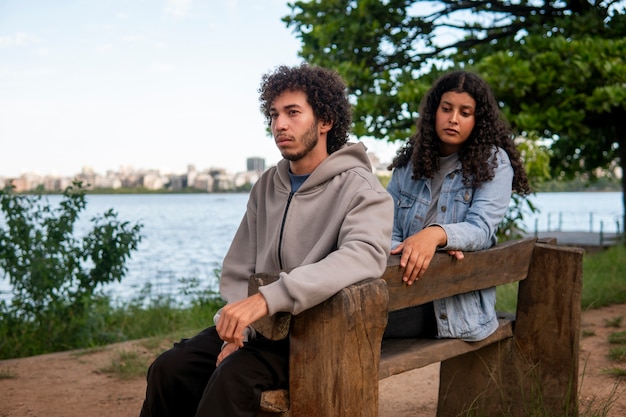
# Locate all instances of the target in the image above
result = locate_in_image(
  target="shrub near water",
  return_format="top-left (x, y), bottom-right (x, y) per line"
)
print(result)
top-left (0, 182), bottom-right (143, 359)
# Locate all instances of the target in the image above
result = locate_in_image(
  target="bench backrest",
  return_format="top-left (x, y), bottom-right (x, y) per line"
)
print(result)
top-left (382, 237), bottom-right (536, 312)
top-left (250, 237), bottom-right (537, 339)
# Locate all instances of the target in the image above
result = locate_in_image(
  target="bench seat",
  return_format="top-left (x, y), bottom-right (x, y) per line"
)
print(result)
top-left (258, 317), bottom-right (514, 413)
top-left (379, 317), bottom-right (513, 379)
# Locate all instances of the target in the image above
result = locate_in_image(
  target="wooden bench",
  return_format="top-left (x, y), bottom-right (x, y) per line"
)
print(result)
top-left (249, 237), bottom-right (584, 417)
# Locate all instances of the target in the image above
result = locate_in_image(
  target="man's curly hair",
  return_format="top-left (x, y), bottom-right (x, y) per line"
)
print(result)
top-left (259, 64), bottom-right (352, 154)
top-left (390, 70), bottom-right (530, 196)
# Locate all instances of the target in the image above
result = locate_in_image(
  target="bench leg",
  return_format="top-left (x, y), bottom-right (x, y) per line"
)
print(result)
top-left (288, 279), bottom-right (389, 417)
top-left (507, 243), bottom-right (583, 417)
top-left (438, 243), bottom-right (583, 417)
top-left (437, 340), bottom-right (513, 417)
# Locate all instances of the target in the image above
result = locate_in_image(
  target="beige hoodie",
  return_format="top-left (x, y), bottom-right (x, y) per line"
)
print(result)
top-left (219, 142), bottom-right (393, 322)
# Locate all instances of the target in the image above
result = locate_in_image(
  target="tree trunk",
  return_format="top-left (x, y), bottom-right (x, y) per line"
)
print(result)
top-left (618, 118), bottom-right (626, 245)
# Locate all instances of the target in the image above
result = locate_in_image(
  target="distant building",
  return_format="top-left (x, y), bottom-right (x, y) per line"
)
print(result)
top-left (234, 171), bottom-right (260, 188)
top-left (368, 152), bottom-right (391, 177)
top-left (246, 157), bottom-right (265, 173)
top-left (192, 172), bottom-right (215, 192)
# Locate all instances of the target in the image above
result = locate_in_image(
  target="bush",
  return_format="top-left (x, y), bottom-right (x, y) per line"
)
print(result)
top-left (0, 182), bottom-right (143, 358)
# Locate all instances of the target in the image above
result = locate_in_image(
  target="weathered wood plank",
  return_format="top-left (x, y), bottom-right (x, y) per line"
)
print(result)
top-left (507, 242), bottom-right (584, 417)
top-left (248, 273), bottom-right (291, 340)
top-left (261, 319), bottom-right (515, 412)
top-left (437, 339), bottom-right (515, 417)
top-left (382, 237), bottom-right (536, 312)
top-left (379, 318), bottom-right (513, 379)
top-left (288, 278), bottom-right (388, 417)
top-left (436, 242), bottom-right (584, 417)
top-left (258, 389), bottom-right (289, 414)
top-left (250, 238), bottom-right (536, 341)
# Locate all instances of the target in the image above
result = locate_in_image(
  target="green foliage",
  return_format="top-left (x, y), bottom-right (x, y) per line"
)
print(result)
top-left (285, 0), bottom-right (626, 232)
top-left (0, 182), bottom-right (143, 358)
top-left (534, 177), bottom-right (622, 192)
top-left (475, 35), bottom-right (626, 181)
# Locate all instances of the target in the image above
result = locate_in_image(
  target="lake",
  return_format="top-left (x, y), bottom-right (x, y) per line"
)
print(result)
top-left (0, 191), bottom-right (622, 304)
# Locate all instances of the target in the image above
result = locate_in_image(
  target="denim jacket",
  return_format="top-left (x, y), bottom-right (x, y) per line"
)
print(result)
top-left (387, 147), bottom-right (514, 341)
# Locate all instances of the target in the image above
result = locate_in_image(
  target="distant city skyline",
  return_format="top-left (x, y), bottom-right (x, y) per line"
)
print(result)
top-left (0, 138), bottom-right (400, 178)
top-left (2, 149), bottom-right (394, 194)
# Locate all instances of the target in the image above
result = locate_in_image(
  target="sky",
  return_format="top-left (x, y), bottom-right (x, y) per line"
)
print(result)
top-left (0, 0), bottom-right (400, 177)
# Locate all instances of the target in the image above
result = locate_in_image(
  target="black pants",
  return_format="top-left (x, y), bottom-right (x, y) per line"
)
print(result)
top-left (383, 302), bottom-right (437, 339)
top-left (139, 326), bottom-right (289, 417)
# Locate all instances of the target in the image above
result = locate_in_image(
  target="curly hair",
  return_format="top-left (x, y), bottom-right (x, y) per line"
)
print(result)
top-left (258, 64), bottom-right (352, 154)
top-left (389, 71), bottom-right (530, 195)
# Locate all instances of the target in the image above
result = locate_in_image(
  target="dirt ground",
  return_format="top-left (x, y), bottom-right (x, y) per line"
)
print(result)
top-left (1, 303), bottom-right (625, 417)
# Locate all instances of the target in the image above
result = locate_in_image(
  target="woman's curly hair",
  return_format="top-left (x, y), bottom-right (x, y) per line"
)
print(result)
top-left (259, 64), bottom-right (352, 154)
top-left (390, 70), bottom-right (530, 196)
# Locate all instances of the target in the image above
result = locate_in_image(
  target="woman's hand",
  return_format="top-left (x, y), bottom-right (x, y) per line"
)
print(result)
top-left (390, 226), bottom-right (448, 285)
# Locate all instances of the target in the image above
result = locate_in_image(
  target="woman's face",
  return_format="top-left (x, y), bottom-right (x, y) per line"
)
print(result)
top-left (435, 91), bottom-right (476, 156)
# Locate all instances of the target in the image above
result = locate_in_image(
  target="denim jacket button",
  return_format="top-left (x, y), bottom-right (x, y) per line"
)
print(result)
top-left (441, 205), bottom-right (447, 213)
top-left (440, 313), bottom-right (448, 320)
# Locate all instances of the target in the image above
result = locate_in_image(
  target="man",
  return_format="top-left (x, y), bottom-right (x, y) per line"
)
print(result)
top-left (139, 64), bottom-right (393, 417)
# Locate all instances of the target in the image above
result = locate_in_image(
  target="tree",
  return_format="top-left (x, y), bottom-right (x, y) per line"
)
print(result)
top-left (284, 0), bottom-right (626, 230)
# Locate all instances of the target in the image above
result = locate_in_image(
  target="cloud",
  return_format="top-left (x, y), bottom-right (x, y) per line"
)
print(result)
top-left (0, 32), bottom-right (39, 48)
top-left (165, 0), bottom-right (193, 18)
top-left (150, 62), bottom-right (176, 74)
top-left (34, 47), bottom-right (52, 57)
top-left (121, 34), bottom-right (148, 43)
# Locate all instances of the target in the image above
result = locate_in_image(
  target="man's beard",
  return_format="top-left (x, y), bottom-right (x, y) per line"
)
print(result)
top-left (281, 121), bottom-right (319, 162)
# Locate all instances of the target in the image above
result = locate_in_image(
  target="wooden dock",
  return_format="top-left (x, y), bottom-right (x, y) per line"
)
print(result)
top-left (522, 231), bottom-right (623, 250)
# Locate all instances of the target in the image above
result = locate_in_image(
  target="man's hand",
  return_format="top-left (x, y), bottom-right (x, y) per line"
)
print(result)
top-left (216, 292), bottom-right (269, 348)
top-left (217, 342), bottom-right (239, 366)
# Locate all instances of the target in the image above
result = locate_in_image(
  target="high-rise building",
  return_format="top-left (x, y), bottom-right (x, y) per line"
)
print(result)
top-left (247, 157), bottom-right (265, 173)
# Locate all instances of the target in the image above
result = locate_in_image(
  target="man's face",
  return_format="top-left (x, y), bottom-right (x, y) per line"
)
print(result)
top-left (269, 90), bottom-right (320, 163)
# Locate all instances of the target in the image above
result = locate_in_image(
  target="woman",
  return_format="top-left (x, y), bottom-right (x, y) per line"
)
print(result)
top-left (385, 70), bottom-right (531, 341)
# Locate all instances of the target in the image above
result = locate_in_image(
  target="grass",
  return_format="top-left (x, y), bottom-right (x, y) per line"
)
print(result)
top-left (578, 382), bottom-right (622, 417)
top-left (100, 350), bottom-right (149, 380)
top-left (582, 329), bottom-right (597, 338)
top-left (0, 366), bottom-right (16, 379)
top-left (608, 329), bottom-right (626, 344)
top-left (607, 345), bottom-right (626, 362)
top-left (604, 316), bottom-right (624, 328)
top-left (601, 320), bottom-right (626, 395)
top-left (496, 244), bottom-right (626, 313)
top-left (0, 283), bottom-right (225, 360)
top-left (581, 245), bottom-right (626, 309)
